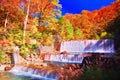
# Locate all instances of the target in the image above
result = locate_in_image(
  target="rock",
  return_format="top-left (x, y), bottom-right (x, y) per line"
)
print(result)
top-left (4, 65), bottom-right (14, 71)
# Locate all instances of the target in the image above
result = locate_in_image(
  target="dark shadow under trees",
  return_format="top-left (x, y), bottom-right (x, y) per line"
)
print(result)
top-left (105, 15), bottom-right (120, 50)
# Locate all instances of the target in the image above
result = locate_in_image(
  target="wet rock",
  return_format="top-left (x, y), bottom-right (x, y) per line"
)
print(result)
top-left (4, 65), bottom-right (14, 71)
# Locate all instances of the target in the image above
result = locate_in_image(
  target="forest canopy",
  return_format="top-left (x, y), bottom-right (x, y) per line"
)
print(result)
top-left (0, 0), bottom-right (120, 58)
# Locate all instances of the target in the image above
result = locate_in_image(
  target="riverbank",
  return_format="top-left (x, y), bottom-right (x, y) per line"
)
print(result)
top-left (0, 65), bottom-right (6, 71)
top-left (0, 64), bottom-right (11, 71)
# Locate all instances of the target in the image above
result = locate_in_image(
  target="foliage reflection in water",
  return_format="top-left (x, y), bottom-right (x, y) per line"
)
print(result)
top-left (0, 71), bottom-right (53, 80)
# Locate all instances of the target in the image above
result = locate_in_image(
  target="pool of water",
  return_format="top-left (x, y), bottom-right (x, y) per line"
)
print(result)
top-left (0, 71), bottom-right (53, 80)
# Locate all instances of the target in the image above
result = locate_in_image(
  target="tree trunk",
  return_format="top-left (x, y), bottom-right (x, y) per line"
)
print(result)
top-left (23, 0), bottom-right (30, 45)
top-left (4, 14), bottom-right (8, 32)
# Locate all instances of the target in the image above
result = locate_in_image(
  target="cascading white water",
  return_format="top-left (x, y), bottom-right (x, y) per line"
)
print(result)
top-left (41, 39), bottom-right (114, 63)
top-left (8, 40), bottom-right (115, 80)
top-left (44, 54), bottom-right (84, 63)
top-left (9, 65), bottom-right (60, 80)
top-left (60, 39), bottom-right (114, 54)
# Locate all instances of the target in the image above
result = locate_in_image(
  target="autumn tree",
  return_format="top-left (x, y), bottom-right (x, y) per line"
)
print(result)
top-left (0, 0), bottom-right (26, 47)
top-left (0, 0), bottom-right (24, 31)
top-left (64, 10), bottom-right (93, 39)
top-left (22, 0), bottom-right (61, 28)
top-left (64, 1), bottom-right (120, 39)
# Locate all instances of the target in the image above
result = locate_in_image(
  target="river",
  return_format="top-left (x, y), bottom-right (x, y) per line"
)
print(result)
top-left (0, 71), bottom-right (53, 80)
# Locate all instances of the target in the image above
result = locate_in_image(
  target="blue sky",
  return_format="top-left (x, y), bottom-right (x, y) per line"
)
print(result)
top-left (59, 0), bottom-right (115, 15)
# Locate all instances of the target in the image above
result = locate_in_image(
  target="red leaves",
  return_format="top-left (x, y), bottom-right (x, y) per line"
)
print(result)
top-left (39, 53), bottom-right (46, 60)
top-left (24, 0), bottom-right (56, 15)
top-left (38, 26), bottom-right (45, 32)
top-left (64, 1), bottom-right (119, 39)
top-left (0, 0), bottom-right (24, 27)
top-left (0, 39), bottom-right (11, 45)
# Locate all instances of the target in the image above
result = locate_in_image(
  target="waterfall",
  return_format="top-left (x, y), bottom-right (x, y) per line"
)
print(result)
top-left (9, 65), bottom-right (60, 80)
top-left (41, 39), bottom-right (115, 64)
top-left (60, 39), bottom-right (115, 54)
top-left (43, 54), bottom-right (84, 63)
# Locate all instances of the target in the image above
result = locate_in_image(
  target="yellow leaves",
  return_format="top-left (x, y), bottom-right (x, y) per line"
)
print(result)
top-left (100, 32), bottom-right (107, 38)
top-left (51, 1), bottom-right (62, 8)
top-left (63, 1), bottom-right (120, 40)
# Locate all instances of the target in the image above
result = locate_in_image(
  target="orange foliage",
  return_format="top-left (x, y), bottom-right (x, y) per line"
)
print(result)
top-left (0, 39), bottom-right (11, 45)
top-left (23, 0), bottom-right (56, 17)
top-left (38, 26), bottom-right (46, 32)
top-left (89, 1), bottom-right (119, 27)
top-left (0, 0), bottom-right (24, 27)
top-left (39, 53), bottom-right (46, 60)
top-left (22, 0), bottom-right (59, 27)
top-left (64, 1), bottom-right (120, 38)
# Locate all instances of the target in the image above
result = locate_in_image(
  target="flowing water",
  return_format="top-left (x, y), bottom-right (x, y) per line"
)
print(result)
top-left (0, 65), bottom-right (56, 80)
top-left (43, 54), bottom-right (84, 63)
top-left (0, 71), bottom-right (54, 80)
top-left (60, 39), bottom-right (114, 53)
top-left (9, 65), bottom-right (60, 80)
top-left (0, 39), bottom-right (114, 80)
top-left (0, 71), bottom-right (41, 80)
